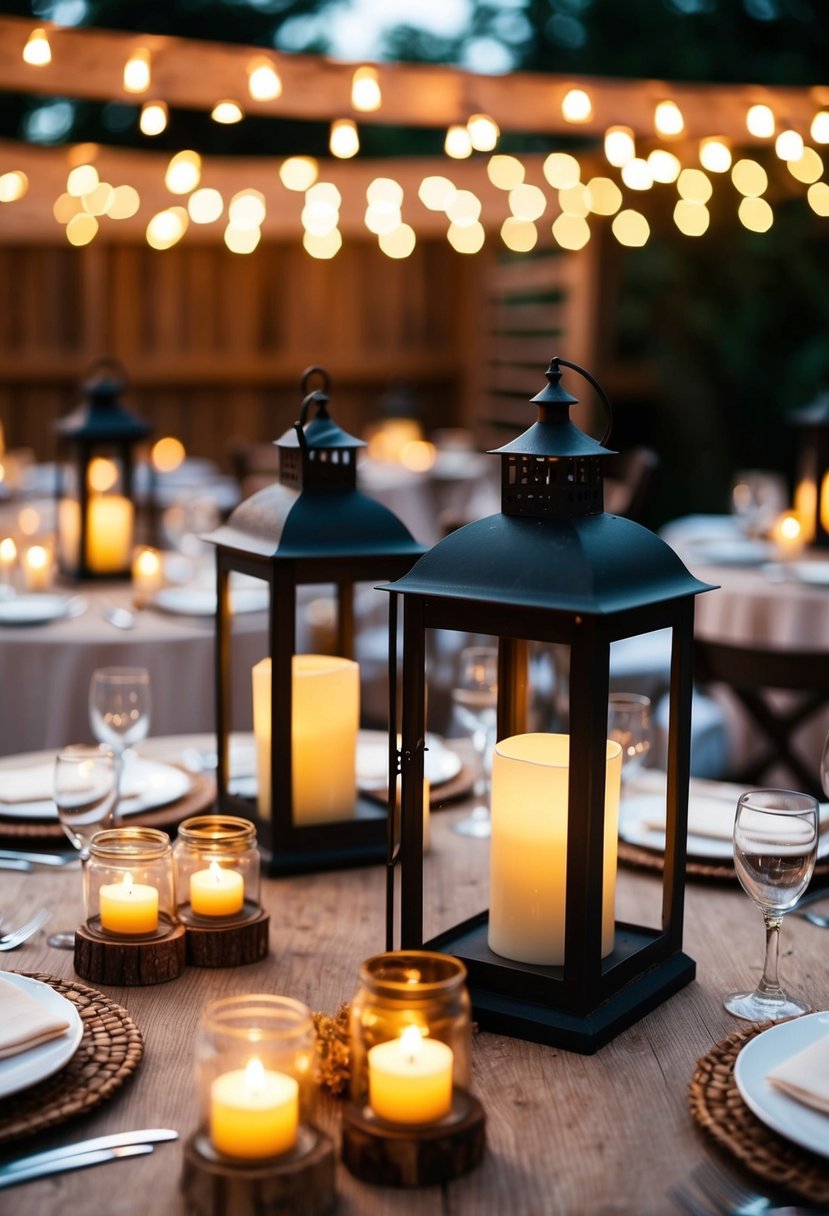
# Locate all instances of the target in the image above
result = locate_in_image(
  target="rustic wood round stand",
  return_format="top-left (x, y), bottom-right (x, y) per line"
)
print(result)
top-left (178, 902), bottom-right (270, 967)
top-left (74, 919), bottom-right (186, 986)
top-left (181, 1125), bottom-right (336, 1216)
top-left (341, 1089), bottom-right (486, 1187)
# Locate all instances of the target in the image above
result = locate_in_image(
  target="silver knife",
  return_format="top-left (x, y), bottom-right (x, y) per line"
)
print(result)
top-left (0, 859), bottom-right (31, 872)
top-left (0, 850), bottom-right (71, 867)
top-left (0, 1128), bottom-right (177, 1179)
top-left (0, 1144), bottom-right (154, 1188)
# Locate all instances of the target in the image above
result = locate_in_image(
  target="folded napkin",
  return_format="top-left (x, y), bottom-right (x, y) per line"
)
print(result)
top-left (0, 976), bottom-right (72, 1059)
top-left (639, 781), bottom-right (829, 842)
top-left (767, 1032), bottom-right (829, 1115)
top-left (0, 762), bottom-right (144, 806)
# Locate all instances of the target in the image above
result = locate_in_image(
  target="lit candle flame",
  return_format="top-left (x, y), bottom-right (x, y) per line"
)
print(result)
top-left (245, 1056), bottom-right (266, 1094)
top-left (400, 1025), bottom-right (426, 1063)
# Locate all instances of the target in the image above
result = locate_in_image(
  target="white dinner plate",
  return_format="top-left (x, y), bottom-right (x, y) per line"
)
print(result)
top-left (0, 974), bottom-right (84, 1100)
top-left (0, 594), bottom-right (76, 626)
top-left (618, 794), bottom-right (829, 862)
top-left (734, 1011), bottom-right (829, 1161)
top-left (688, 538), bottom-right (774, 566)
top-left (356, 730), bottom-right (463, 791)
top-left (153, 585), bottom-right (269, 617)
top-left (787, 561), bottom-right (829, 587)
top-left (0, 758), bottom-right (192, 821)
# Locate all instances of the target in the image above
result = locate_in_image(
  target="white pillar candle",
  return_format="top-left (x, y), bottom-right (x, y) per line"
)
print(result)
top-left (252, 654), bottom-right (359, 824)
top-left (488, 733), bottom-right (621, 966)
top-left (58, 495), bottom-right (134, 574)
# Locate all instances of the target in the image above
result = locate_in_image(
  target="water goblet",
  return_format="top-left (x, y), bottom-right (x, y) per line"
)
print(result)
top-left (724, 788), bottom-right (818, 1022)
top-left (89, 666), bottom-right (151, 817)
top-left (47, 744), bottom-right (118, 949)
top-left (607, 692), bottom-right (652, 787)
top-left (451, 645), bottom-right (498, 839)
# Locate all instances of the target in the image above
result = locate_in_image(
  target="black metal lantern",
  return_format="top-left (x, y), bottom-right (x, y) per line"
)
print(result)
top-left (384, 357), bottom-right (713, 1054)
top-left (207, 366), bottom-right (425, 876)
top-left (55, 359), bottom-right (153, 580)
top-left (792, 391), bottom-right (829, 548)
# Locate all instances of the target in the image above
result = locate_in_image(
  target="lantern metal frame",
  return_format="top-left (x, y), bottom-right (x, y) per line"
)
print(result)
top-left (208, 366), bottom-right (425, 876)
top-left (383, 357), bottom-right (714, 1054)
top-left (792, 392), bottom-right (829, 548)
top-left (54, 358), bottom-right (153, 581)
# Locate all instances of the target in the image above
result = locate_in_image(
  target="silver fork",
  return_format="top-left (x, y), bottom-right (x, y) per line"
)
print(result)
top-left (0, 908), bottom-right (51, 950)
top-left (671, 1159), bottom-right (818, 1216)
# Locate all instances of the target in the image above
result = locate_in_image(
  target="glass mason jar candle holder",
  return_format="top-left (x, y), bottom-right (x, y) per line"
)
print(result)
top-left (195, 994), bottom-right (316, 1164)
top-left (173, 815), bottom-right (260, 923)
top-left (349, 951), bottom-right (473, 1128)
top-left (84, 827), bottom-right (175, 939)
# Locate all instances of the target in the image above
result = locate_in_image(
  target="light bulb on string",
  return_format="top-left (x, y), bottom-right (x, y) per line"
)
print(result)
top-left (330, 119), bottom-right (359, 159)
top-left (23, 28), bottom-right (51, 67)
top-left (248, 58), bottom-right (282, 102)
top-left (351, 66), bottom-right (382, 112)
top-left (123, 49), bottom-right (151, 94)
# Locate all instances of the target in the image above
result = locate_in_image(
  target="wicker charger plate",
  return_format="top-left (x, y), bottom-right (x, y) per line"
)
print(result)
top-left (0, 973), bottom-right (144, 1147)
top-left (618, 838), bottom-right (829, 884)
top-left (689, 1022), bottom-right (829, 1206)
top-left (0, 768), bottom-right (216, 841)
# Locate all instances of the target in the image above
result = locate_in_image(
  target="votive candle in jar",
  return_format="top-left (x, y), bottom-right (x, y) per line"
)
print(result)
top-left (85, 827), bottom-right (175, 938)
top-left (173, 815), bottom-right (260, 920)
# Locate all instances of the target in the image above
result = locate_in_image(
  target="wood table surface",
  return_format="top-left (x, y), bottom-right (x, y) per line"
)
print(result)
top-left (2, 779), bottom-right (828, 1216)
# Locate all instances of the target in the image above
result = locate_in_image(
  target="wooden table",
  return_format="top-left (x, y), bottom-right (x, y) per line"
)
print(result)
top-left (2, 794), bottom-right (828, 1215)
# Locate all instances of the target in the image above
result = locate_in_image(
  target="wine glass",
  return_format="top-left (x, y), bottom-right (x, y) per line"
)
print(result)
top-left (821, 729), bottom-right (829, 798)
top-left (451, 645), bottom-right (498, 839)
top-left (48, 744), bottom-right (118, 949)
top-left (89, 666), bottom-right (151, 817)
top-left (607, 693), bottom-right (652, 788)
top-left (724, 788), bottom-right (818, 1022)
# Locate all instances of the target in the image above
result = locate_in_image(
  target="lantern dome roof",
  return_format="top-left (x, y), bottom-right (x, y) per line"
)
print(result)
top-left (56, 359), bottom-right (152, 443)
top-left (383, 511), bottom-right (712, 615)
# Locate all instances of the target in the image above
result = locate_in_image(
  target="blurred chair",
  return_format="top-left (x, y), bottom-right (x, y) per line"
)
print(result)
top-left (604, 446), bottom-right (660, 523)
top-left (228, 441), bottom-right (278, 499)
top-left (693, 637), bottom-right (829, 798)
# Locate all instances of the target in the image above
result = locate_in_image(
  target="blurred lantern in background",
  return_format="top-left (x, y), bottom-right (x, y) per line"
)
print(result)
top-left (792, 392), bottom-right (829, 548)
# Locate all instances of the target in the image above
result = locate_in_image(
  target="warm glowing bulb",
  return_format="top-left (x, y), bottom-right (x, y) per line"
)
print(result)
top-left (807, 182), bottom-right (829, 216)
top-left (25, 545), bottom-right (48, 572)
top-left (487, 155), bottom-right (524, 190)
top-left (212, 100), bottom-right (244, 124)
top-left (66, 213), bottom-right (98, 246)
top-left (673, 200), bottom-right (710, 236)
top-left (248, 59), bottom-right (282, 102)
top-left (82, 182), bottom-right (114, 217)
top-left (508, 183), bottom-right (546, 221)
top-left (140, 101), bottom-right (168, 137)
top-left (279, 157), bottom-right (318, 192)
top-left (0, 538), bottom-right (17, 562)
top-left (378, 224), bottom-right (416, 259)
top-left (811, 111), bottom-right (829, 144)
top-left (418, 176), bottom-right (456, 210)
top-left (446, 190), bottom-right (481, 226)
top-left (467, 113), bottom-right (499, 152)
top-left (107, 185), bottom-right (140, 219)
top-left (302, 197), bottom-right (339, 236)
top-left (775, 129), bottom-right (804, 161)
top-left (306, 182), bottom-right (342, 209)
top-left (228, 189), bottom-right (266, 228)
top-left (677, 168), bottom-right (712, 203)
top-left (738, 196), bottom-right (773, 232)
top-left (146, 207), bottom-right (188, 250)
top-left (604, 126), bottom-right (635, 168)
top-left (303, 229), bottom-right (342, 259)
top-left (67, 164), bottom-right (98, 197)
top-left (0, 171), bottom-right (28, 203)
top-left (788, 147), bottom-right (824, 184)
top-left (123, 49), bottom-right (151, 94)
top-left (366, 177), bottom-right (403, 207)
top-left (611, 209), bottom-right (650, 247)
top-left (165, 151), bottom-right (202, 195)
top-left (447, 220), bottom-right (485, 253)
top-left (444, 125), bottom-right (472, 159)
top-left (621, 158), bottom-right (653, 190)
top-left (654, 100), bottom-right (684, 137)
top-left (500, 217), bottom-right (537, 252)
top-left (647, 149), bottom-right (681, 183)
top-left (188, 187), bottom-right (223, 224)
top-left (330, 118), bottom-right (359, 158)
top-left (23, 28), bottom-right (51, 67)
top-left (552, 213), bottom-right (591, 251)
top-left (731, 159), bottom-right (767, 197)
top-left (54, 192), bottom-right (81, 223)
top-left (152, 436), bottom-right (186, 472)
top-left (87, 458), bottom-right (119, 493)
top-left (543, 152), bottom-right (581, 189)
top-left (584, 177), bottom-right (622, 215)
top-left (746, 104), bottom-right (775, 138)
top-left (224, 224), bottom-right (261, 254)
top-left (365, 201), bottom-right (401, 235)
top-left (699, 138), bottom-right (731, 173)
top-left (561, 88), bottom-right (592, 123)
top-left (558, 184), bottom-right (590, 218)
top-left (351, 66), bottom-right (381, 112)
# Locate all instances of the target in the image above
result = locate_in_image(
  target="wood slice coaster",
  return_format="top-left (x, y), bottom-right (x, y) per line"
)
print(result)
top-left (689, 1022), bottom-right (829, 1206)
top-left (0, 768), bottom-right (216, 841)
top-left (0, 972), bottom-right (144, 1147)
top-left (74, 921), bottom-right (186, 986)
top-left (180, 905), bottom-right (270, 967)
top-left (619, 839), bottom-right (829, 885)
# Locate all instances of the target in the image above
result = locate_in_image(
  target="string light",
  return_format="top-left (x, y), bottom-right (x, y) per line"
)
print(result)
top-left (500, 217), bottom-right (537, 252)
top-left (731, 159), bottom-right (767, 197)
top-left (561, 88), bottom-right (592, 123)
top-left (66, 164), bottom-right (98, 197)
top-left (367, 178), bottom-right (404, 207)
top-left (140, 101), bottom-right (168, 136)
top-left (53, 192), bottom-right (81, 223)
top-left (787, 147), bottom-right (823, 184)
top-left (228, 189), bottom-right (266, 228)
top-left (612, 210), bottom-right (650, 247)
top-left (543, 152), bottom-right (581, 188)
top-left (224, 223), bottom-right (261, 254)
top-left (699, 138), bottom-right (732, 173)
top-left (211, 100), bottom-right (244, 124)
top-left (738, 196), bottom-right (773, 232)
top-left (279, 157), bottom-right (318, 192)
top-left (351, 66), bottom-right (382, 113)
top-left (330, 119), bottom-right (359, 158)
top-left (444, 125), bottom-right (473, 159)
top-left (677, 168), bottom-right (712, 203)
top-left (647, 149), bottom-right (681, 183)
top-left (558, 184), bottom-right (590, 217)
top-left (584, 177), bottom-right (622, 215)
top-left (775, 129), bottom-right (804, 161)
top-left (23, 28), bottom-right (51, 67)
top-left (487, 155), bottom-right (524, 190)
top-left (165, 151), bottom-right (202, 195)
top-left (446, 189), bottom-right (481, 226)
top-left (811, 111), bottom-right (829, 144)
top-left (365, 201), bottom-right (401, 235)
top-left (303, 229), bottom-right (342, 259)
top-left (106, 185), bottom-right (140, 219)
top-left (0, 171), bottom-right (28, 203)
top-left (604, 126), bottom-right (635, 168)
top-left (378, 224), bottom-right (415, 258)
top-left (746, 104), bottom-right (775, 138)
top-left (508, 184), bottom-right (546, 221)
top-left (146, 207), bottom-right (188, 249)
top-left (66, 213), bottom-right (98, 246)
top-left (447, 220), bottom-right (484, 253)
top-left (621, 158), bottom-right (653, 190)
top-left (82, 182), bottom-right (114, 216)
top-left (467, 114), bottom-right (499, 152)
top-left (188, 187), bottom-right (224, 224)
top-left (674, 200), bottom-right (710, 236)
top-left (807, 182), bottom-right (829, 216)
top-left (654, 100), bottom-right (684, 137)
top-left (552, 213), bottom-right (590, 250)
top-left (123, 49), bottom-right (151, 94)
top-left (418, 176), bottom-right (456, 210)
top-left (248, 59), bottom-right (282, 102)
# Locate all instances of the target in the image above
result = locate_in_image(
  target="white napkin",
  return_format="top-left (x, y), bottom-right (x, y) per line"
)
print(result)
top-left (0, 764), bottom-right (85, 804)
top-left (640, 783), bottom-right (829, 842)
top-left (0, 977), bottom-right (72, 1059)
top-left (766, 1032), bottom-right (829, 1115)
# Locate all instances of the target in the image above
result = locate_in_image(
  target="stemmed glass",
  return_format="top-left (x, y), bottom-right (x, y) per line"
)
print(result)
top-left (607, 693), bottom-right (652, 789)
top-left (821, 729), bottom-right (829, 799)
top-left (451, 645), bottom-right (498, 839)
top-left (89, 666), bottom-right (151, 818)
top-left (47, 744), bottom-right (118, 949)
top-left (724, 788), bottom-right (818, 1022)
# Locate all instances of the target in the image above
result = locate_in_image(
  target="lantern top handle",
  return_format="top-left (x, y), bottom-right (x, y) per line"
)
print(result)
top-left (296, 365), bottom-right (333, 451)
top-left (533, 357), bottom-right (613, 448)
top-left (83, 354), bottom-right (130, 397)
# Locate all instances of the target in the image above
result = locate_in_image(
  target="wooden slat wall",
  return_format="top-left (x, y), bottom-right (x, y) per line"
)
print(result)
top-left (0, 237), bottom-right (473, 465)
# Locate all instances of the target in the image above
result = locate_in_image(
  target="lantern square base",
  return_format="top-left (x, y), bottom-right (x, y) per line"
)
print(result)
top-left (341, 1088), bottom-right (486, 1188)
top-left (74, 920), bottom-right (186, 986)
top-left (182, 1125), bottom-right (335, 1216)
top-left (425, 913), bottom-right (696, 1054)
top-left (231, 792), bottom-right (387, 876)
top-left (179, 904), bottom-right (270, 967)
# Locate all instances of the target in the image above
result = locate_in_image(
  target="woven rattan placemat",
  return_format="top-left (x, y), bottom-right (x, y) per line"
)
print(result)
top-left (0, 973), bottom-right (144, 1147)
top-left (689, 1022), bottom-right (829, 1205)
top-left (0, 768), bottom-right (216, 841)
top-left (619, 839), bottom-right (829, 885)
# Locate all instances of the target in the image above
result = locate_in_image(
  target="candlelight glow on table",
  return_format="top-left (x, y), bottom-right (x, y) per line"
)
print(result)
top-left (99, 870), bottom-right (159, 935)
top-left (132, 545), bottom-right (163, 606)
top-left (368, 1026), bottom-right (454, 1125)
top-left (190, 861), bottom-right (245, 918)
top-left (210, 1057), bottom-right (299, 1159)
